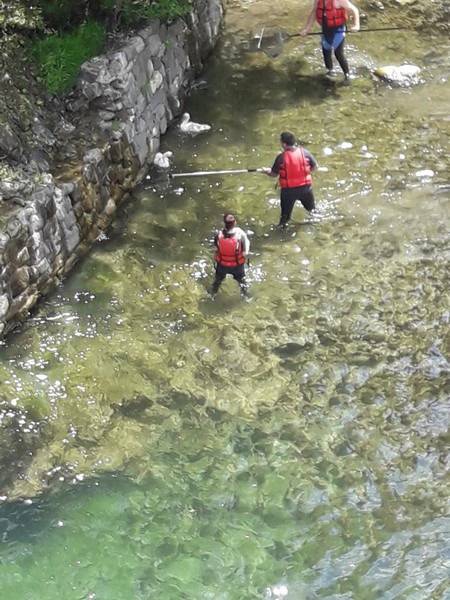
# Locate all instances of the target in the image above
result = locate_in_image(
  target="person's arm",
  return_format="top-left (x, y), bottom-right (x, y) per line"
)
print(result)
top-left (240, 231), bottom-right (250, 256)
top-left (262, 154), bottom-right (282, 177)
top-left (341, 0), bottom-right (360, 31)
top-left (300, 0), bottom-right (319, 36)
top-left (304, 149), bottom-right (318, 171)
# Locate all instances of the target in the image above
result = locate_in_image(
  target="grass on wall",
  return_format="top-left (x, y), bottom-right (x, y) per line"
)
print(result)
top-left (118, 0), bottom-right (192, 25)
top-left (31, 0), bottom-right (192, 94)
top-left (31, 20), bottom-right (106, 94)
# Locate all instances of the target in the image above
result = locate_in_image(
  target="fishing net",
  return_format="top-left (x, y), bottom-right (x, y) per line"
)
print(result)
top-left (250, 26), bottom-right (407, 58)
top-left (249, 28), bottom-right (293, 59)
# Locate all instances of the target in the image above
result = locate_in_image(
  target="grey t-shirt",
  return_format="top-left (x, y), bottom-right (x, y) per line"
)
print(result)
top-left (214, 226), bottom-right (250, 255)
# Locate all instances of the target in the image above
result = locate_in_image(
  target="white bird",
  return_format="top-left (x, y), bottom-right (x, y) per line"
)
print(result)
top-left (179, 112), bottom-right (211, 135)
top-left (153, 151), bottom-right (173, 169)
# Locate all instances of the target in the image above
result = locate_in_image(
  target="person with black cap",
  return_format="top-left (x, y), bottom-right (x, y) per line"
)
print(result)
top-left (262, 131), bottom-right (318, 228)
top-left (210, 213), bottom-right (250, 298)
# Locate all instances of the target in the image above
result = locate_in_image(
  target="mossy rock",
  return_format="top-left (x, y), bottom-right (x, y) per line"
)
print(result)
top-left (0, 404), bottom-right (43, 491)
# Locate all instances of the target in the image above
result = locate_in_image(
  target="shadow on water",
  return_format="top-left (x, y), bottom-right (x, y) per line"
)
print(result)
top-left (0, 475), bottom-right (135, 546)
top-left (186, 47), bottom-right (342, 143)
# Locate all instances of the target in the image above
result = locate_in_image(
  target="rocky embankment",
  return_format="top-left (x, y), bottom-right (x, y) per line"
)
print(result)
top-left (0, 0), bottom-right (223, 339)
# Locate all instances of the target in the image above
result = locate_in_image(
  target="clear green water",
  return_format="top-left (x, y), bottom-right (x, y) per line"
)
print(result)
top-left (1, 0), bottom-right (449, 598)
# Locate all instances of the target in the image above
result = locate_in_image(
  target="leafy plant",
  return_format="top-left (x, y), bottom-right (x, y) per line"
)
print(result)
top-left (100, 0), bottom-right (192, 27)
top-left (31, 0), bottom-right (192, 92)
top-left (32, 20), bottom-right (106, 94)
top-left (0, 0), bottom-right (43, 31)
top-left (38, 0), bottom-right (87, 30)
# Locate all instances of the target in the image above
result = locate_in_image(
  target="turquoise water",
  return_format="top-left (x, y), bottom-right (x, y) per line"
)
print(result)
top-left (0, 0), bottom-right (449, 597)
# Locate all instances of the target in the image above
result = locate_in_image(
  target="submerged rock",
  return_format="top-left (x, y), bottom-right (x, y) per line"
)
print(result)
top-left (0, 403), bottom-right (42, 493)
top-left (373, 64), bottom-right (421, 86)
top-left (415, 169), bottom-right (434, 178)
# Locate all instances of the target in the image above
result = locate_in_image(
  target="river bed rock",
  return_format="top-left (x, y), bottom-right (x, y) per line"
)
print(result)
top-left (373, 64), bottom-right (421, 86)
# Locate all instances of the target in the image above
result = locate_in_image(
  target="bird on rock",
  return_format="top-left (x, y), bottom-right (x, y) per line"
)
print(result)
top-left (179, 113), bottom-right (211, 135)
top-left (153, 151), bottom-right (173, 169)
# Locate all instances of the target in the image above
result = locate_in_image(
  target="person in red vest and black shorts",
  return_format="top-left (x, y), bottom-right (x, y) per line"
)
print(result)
top-left (263, 131), bottom-right (317, 228)
top-left (210, 213), bottom-right (250, 298)
top-left (300, 0), bottom-right (360, 80)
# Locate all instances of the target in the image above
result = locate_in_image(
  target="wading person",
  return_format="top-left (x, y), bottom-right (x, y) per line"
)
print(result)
top-left (210, 213), bottom-right (250, 298)
top-left (263, 131), bottom-right (317, 228)
top-left (301, 0), bottom-right (360, 80)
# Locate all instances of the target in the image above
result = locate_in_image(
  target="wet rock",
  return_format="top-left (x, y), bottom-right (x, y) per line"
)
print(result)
top-left (0, 177), bottom-right (32, 202)
top-left (0, 294), bottom-right (9, 319)
top-left (6, 217), bottom-right (25, 239)
top-left (125, 36), bottom-right (146, 61)
top-left (36, 257), bottom-right (51, 277)
top-left (415, 169), bottom-right (434, 178)
top-left (273, 338), bottom-right (311, 357)
top-left (367, 0), bottom-right (384, 9)
top-left (98, 110), bottom-right (116, 121)
top-left (32, 121), bottom-right (56, 147)
top-left (29, 211), bottom-right (44, 233)
top-left (116, 395), bottom-right (153, 419)
top-left (109, 51), bottom-right (130, 78)
top-left (10, 266), bottom-right (30, 297)
top-left (373, 65), bottom-right (421, 86)
top-left (104, 198), bottom-right (116, 217)
top-left (0, 404), bottom-right (43, 491)
top-left (16, 246), bottom-right (30, 266)
top-left (0, 0), bottom-right (224, 346)
top-left (0, 124), bottom-right (22, 161)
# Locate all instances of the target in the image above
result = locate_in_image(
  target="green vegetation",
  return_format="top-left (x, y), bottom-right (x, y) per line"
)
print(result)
top-left (0, 0), bottom-right (43, 31)
top-left (36, 0), bottom-right (192, 30)
top-left (28, 0), bottom-right (192, 93)
top-left (116, 0), bottom-right (192, 25)
top-left (39, 0), bottom-right (82, 31)
top-left (32, 20), bottom-right (106, 94)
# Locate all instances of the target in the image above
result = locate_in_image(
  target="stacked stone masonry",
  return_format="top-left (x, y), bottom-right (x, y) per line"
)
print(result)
top-left (0, 0), bottom-right (223, 338)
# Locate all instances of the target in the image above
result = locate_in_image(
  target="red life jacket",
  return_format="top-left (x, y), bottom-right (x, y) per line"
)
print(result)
top-left (215, 231), bottom-right (245, 267)
top-left (316, 0), bottom-right (347, 28)
top-left (279, 148), bottom-right (312, 189)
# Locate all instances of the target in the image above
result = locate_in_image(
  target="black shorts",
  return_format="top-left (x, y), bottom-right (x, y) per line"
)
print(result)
top-left (215, 263), bottom-right (246, 280)
top-left (280, 186), bottom-right (315, 211)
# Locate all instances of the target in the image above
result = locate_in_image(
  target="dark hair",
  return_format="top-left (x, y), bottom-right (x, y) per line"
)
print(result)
top-left (223, 213), bottom-right (236, 227)
top-left (223, 213), bottom-right (236, 236)
top-left (280, 131), bottom-right (296, 146)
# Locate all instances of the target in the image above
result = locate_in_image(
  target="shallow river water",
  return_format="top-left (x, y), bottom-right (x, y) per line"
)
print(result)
top-left (0, 0), bottom-right (449, 598)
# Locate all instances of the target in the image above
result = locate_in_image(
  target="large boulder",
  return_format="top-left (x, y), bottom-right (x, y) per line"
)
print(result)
top-left (373, 64), bottom-right (421, 86)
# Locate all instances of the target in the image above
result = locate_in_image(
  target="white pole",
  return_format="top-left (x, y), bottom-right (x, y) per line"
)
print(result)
top-left (170, 168), bottom-right (263, 178)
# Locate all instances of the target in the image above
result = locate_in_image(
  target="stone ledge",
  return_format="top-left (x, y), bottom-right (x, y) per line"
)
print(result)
top-left (0, 0), bottom-right (224, 338)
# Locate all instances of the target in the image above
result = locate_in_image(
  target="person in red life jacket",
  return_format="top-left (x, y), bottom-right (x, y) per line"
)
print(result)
top-left (262, 131), bottom-right (317, 228)
top-left (300, 0), bottom-right (360, 80)
top-left (210, 213), bottom-right (250, 298)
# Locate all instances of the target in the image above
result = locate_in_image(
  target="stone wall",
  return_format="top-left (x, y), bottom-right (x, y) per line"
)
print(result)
top-left (0, 0), bottom-right (223, 338)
